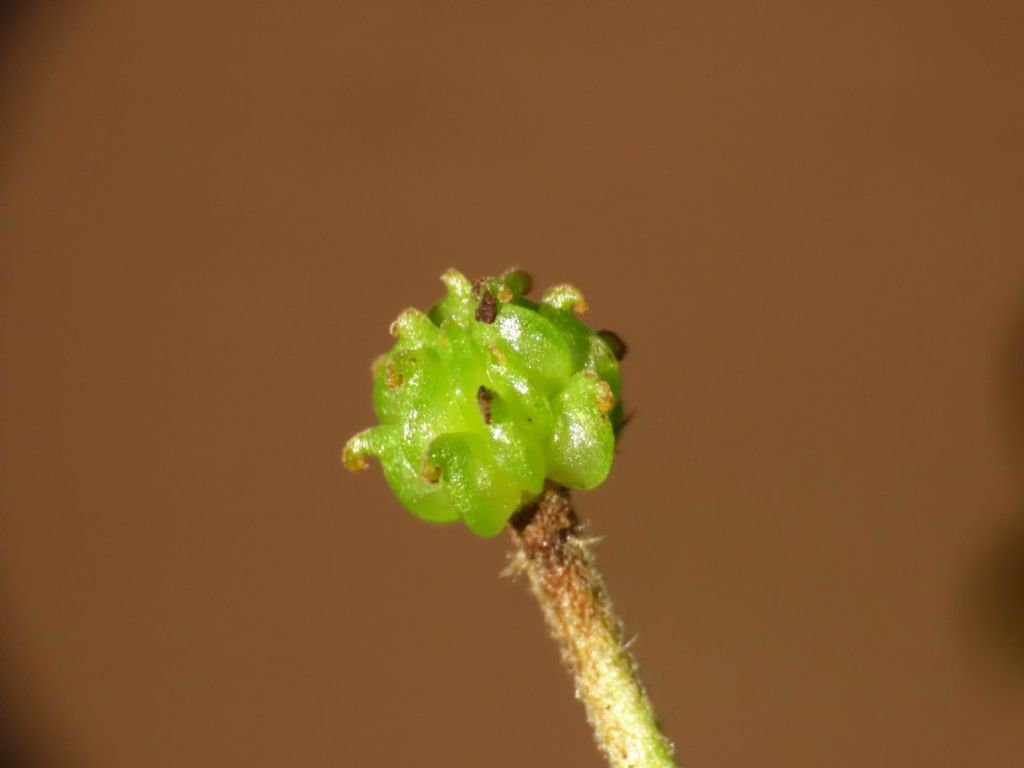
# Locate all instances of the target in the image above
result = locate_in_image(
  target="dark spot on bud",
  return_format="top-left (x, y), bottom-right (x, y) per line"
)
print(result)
top-left (475, 291), bottom-right (498, 324)
top-left (422, 453), bottom-right (442, 484)
top-left (384, 360), bottom-right (404, 389)
top-left (477, 385), bottom-right (493, 424)
top-left (597, 329), bottom-right (627, 360)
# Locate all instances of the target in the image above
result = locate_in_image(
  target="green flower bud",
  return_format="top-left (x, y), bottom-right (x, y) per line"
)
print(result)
top-left (344, 268), bottom-right (624, 537)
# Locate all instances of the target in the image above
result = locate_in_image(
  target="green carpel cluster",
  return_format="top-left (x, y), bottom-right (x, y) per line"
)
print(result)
top-left (343, 268), bottom-right (624, 537)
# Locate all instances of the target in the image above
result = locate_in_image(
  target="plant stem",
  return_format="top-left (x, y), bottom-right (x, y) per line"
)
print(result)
top-left (508, 484), bottom-right (678, 768)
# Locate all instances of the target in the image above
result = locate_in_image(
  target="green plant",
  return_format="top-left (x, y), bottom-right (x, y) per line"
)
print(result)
top-left (344, 268), bottom-right (677, 768)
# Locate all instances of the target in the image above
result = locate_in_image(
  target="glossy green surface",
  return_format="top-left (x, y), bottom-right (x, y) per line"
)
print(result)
top-left (344, 268), bottom-right (623, 537)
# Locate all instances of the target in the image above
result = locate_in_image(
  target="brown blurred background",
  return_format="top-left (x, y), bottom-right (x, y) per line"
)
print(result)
top-left (2, 2), bottom-right (1024, 766)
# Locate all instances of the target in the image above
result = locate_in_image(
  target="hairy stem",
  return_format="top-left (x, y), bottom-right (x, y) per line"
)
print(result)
top-left (508, 485), bottom-right (677, 768)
